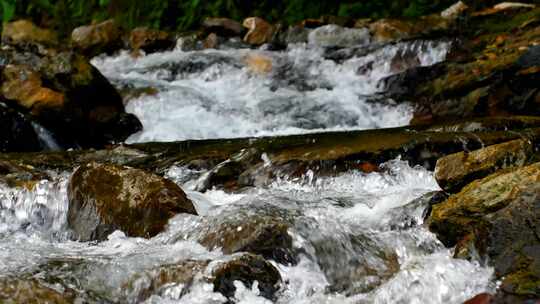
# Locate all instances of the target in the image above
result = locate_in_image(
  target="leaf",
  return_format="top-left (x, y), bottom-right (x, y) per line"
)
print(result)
top-left (1, 0), bottom-right (16, 23)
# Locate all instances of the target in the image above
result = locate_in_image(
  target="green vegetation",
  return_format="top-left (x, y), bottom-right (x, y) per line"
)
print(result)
top-left (1, 0), bottom-right (500, 35)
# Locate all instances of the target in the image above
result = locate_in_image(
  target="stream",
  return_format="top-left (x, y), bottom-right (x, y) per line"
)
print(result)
top-left (0, 34), bottom-right (496, 303)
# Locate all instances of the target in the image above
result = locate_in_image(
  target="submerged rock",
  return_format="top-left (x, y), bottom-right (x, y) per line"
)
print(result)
top-left (429, 162), bottom-right (540, 298)
top-left (198, 214), bottom-right (295, 265)
top-left (434, 139), bottom-right (534, 193)
top-left (212, 254), bottom-right (281, 301)
top-left (67, 162), bottom-right (197, 241)
top-left (71, 19), bottom-right (123, 57)
top-left (125, 254), bottom-right (281, 302)
top-left (0, 277), bottom-right (75, 304)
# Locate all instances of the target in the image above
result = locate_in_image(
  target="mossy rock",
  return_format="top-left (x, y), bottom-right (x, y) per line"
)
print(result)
top-left (429, 162), bottom-right (540, 298)
top-left (67, 162), bottom-right (197, 241)
top-left (0, 38), bottom-right (141, 149)
top-left (435, 139), bottom-right (535, 193)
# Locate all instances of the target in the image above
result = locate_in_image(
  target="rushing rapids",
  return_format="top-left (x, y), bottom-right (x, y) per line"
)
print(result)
top-left (93, 39), bottom-right (449, 142)
top-left (0, 35), bottom-right (497, 303)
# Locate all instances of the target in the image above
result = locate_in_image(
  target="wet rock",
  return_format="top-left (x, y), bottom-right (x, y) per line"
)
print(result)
top-left (199, 214), bottom-right (295, 265)
top-left (308, 24), bottom-right (370, 48)
top-left (0, 102), bottom-right (41, 152)
top-left (118, 85), bottom-right (159, 105)
top-left (242, 17), bottom-right (274, 45)
top-left (381, 63), bottom-right (446, 99)
top-left (212, 254), bottom-right (281, 301)
top-left (124, 260), bottom-right (207, 301)
top-left (389, 47), bottom-right (421, 73)
top-left (280, 25), bottom-right (310, 44)
top-left (202, 17), bottom-right (244, 37)
top-left (463, 293), bottom-right (494, 304)
top-left (0, 277), bottom-right (75, 304)
top-left (203, 33), bottom-right (220, 49)
top-left (473, 2), bottom-right (536, 17)
top-left (1, 20), bottom-right (58, 47)
top-left (435, 139), bottom-right (534, 193)
top-left (383, 7), bottom-right (540, 125)
top-left (129, 27), bottom-right (175, 54)
top-left (319, 232), bottom-right (400, 295)
top-left (125, 254), bottom-right (281, 302)
top-left (67, 162), bottom-right (197, 241)
top-left (2, 65), bottom-right (65, 114)
top-left (441, 1), bottom-right (469, 20)
top-left (386, 191), bottom-right (449, 230)
top-left (71, 19), bottom-right (123, 58)
top-left (429, 162), bottom-right (540, 298)
top-left (0, 45), bottom-right (142, 148)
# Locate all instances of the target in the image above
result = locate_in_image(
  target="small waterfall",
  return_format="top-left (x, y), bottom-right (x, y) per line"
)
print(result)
top-left (92, 40), bottom-right (449, 143)
top-left (31, 122), bottom-right (62, 151)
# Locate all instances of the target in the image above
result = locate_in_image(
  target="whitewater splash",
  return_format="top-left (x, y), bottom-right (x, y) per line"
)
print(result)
top-left (93, 40), bottom-right (449, 143)
top-left (0, 159), bottom-right (494, 303)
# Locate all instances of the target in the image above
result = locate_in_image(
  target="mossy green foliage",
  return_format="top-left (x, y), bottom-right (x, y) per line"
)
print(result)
top-left (0, 0), bottom-right (500, 35)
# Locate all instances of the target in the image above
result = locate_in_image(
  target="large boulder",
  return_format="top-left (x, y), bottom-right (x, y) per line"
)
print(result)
top-left (67, 162), bottom-right (197, 241)
top-left (71, 19), bottom-right (124, 58)
top-left (0, 44), bottom-right (142, 148)
top-left (434, 139), bottom-right (534, 193)
top-left (1, 20), bottom-right (58, 47)
top-left (428, 162), bottom-right (540, 299)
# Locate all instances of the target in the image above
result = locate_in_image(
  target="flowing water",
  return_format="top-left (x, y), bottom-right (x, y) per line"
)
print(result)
top-left (0, 36), bottom-right (496, 303)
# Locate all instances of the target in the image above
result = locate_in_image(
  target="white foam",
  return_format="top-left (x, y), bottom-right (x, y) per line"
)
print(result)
top-left (93, 41), bottom-right (448, 143)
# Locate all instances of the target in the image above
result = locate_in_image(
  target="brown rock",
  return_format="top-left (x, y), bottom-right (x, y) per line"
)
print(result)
top-left (369, 19), bottom-right (416, 43)
top-left (0, 277), bottom-right (75, 304)
top-left (202, 17), bottom-right (244, 37)
top-left (1, 20), bottom-right (58, 47)
top-left (429, 163), bottom-right (540, 298)
top-left (124, 254), bottom-right (281, 302)
top-left (203, 33), bottom-right (219, 49)
top-left (212, 254), bottom-right (281, 300)
top-left (463, 293), bottom-right (494, 304)
top-left (1, 65), bottom-right (65, 114)
top-left (67, 162), bottom-right (197, 241)
top-left (0, 44), bottom-right (142, 148)
top-left (71, 19), bottom-right (123, 57)
top-left (434, 139), bottom-right (534, 193)
top-left (243, 17), bottom-right (275, 45)
top-left (129, 27), bottom-right (175, 54)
